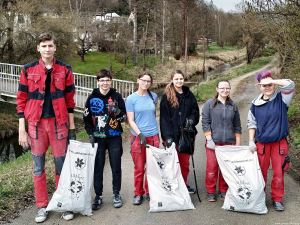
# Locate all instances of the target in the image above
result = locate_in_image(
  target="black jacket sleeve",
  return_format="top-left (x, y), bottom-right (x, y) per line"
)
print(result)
top-left (83, 96), bottom-right (94, 135)
top-left (188, 92), bottom-right (200, 126)
top-left (116, 93), bottom-right (126, 121)
top-left (159, 94), bottom-right (174, 141)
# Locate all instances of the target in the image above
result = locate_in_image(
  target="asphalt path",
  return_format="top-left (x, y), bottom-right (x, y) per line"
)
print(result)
top-left (6, 67), bottom-right (300, 225)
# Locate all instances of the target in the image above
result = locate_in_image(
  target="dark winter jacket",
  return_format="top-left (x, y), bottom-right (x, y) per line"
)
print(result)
top-left (160, 86), bottom-right (200, 144)
top-left (83, 88), bottom-right (126, 138)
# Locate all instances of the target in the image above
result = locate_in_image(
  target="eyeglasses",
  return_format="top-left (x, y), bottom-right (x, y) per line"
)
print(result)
top-left (218, 87), bottom-right (231, 91)
top-left (261, 84), bottom-right (273, 88)
top-left (98, 79), bottom-right (112, 83)
top-left (139, 78), bottom-right (152, 84)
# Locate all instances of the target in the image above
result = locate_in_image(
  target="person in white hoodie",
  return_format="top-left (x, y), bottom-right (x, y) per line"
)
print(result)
top-left (247, 70), bottom-right (295, 211)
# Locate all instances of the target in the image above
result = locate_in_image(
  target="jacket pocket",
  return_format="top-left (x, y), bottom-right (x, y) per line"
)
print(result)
top-left (53, 73), bottom-right (65, 90)
top-left (28, 123), bottom-right (38, 139)
top-left (256, 142), bottom-right (265, 155)
top-left (279, 139), bottom-right (290, 171)
top-left (55, 123), bottom-right (68, 140)
top-left (27, 74), bottom-right (41, 92)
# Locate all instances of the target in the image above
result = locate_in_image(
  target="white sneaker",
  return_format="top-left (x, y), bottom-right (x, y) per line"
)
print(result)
top-left (62, 211), bottom-right (74, 221)
top-left (35, 208), bottom-right (48, 223)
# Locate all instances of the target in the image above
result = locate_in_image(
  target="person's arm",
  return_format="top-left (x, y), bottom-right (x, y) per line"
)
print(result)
top-left (247, 107), bottom-right (257, 152)
top-left (16, 68), bottom-right (29, 149)
top-left (233, 104), bottom-right (242, 145)
top-left (83, 97), bottom-right (94, 135)
top-left (116, 94), bottom-right (127, 122)
top-left (18, 118), bottom-right (30, 149)
top-left (188, 93), bottom-right (200, 126)
top-left (277, 79), bottom-right (295, 106)
top-left (127, 111), bottom-right (141, 135)
top-left (64, 67), bottom-right (76, 128)
top-left (159, 95), bottom-right (173, 141)
top-left (201, 100), bottom-right (212, 140)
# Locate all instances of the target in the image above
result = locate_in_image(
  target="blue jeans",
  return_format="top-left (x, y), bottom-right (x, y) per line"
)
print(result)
top-left (94, 136), bottom-right (123, 196)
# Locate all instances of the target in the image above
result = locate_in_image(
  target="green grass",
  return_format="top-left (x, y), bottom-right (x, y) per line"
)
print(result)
top-left (192, 56), bottom-right (272, 102)
top-left (67, 52), bottom-right (159, 81)
top-left (0, 151), bottom-right (55, 219)
top-left (207, 42), bottom-right (239, 53)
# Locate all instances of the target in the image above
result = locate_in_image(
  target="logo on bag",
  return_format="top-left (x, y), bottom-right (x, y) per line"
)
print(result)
top-left (157, 160), bottom-right (165, 170)
top-left (74, 158), bottom-right (87, 170)
top-left (70, 177), bottom-right (84, 199)
top-left (237, 185), bottom-right (252, 202)
top-left (162, 179), bottom-right (173, 192)
top-left (234, 165), bottom-right (246, 176)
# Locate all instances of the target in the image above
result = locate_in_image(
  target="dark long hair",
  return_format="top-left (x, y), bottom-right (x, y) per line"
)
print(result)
top-left (164, 70), bottom-right (184, 108)
top-left (212, 80), bottom-right (231, 108)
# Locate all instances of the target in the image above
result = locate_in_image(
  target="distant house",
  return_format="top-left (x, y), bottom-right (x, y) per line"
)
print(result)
top-left (95, 12), bottom-right (121, 23)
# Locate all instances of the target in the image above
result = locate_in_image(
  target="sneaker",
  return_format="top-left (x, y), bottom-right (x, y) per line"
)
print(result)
top-left (133, 195), bottom-right (143, 205)
top-left (187, 185), bottom-right (196, 194)
top-left (62, 211), bottom-right (74, 221)
top-left (207, 193), bottom-right (217, 202)
top-left (273, 201), bottom-right (285, 211)
top-left (92, 195), bottom-right (103, 210)
top-left (144, 194), bottom-right (150, 201)
top-left (35, 208), bottom-right (48, 223)
top-left (219, 192), bottom-right (226, 200)
top-left (113, 194), bottom-right (123, 208)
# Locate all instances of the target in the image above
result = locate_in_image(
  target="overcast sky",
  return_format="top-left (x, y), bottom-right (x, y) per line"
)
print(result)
top-left (211, 0), bottom-right (242, 12)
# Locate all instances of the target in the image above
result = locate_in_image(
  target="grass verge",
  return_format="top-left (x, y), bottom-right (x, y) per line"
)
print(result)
top-left (191, 56), bottom-right (272, 102)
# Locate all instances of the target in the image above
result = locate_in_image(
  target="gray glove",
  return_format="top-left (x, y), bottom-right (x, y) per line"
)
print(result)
top-left (89, 135), bottom-right (95, 148)
top-left (249, 140), bottom-right (257, 153)
top-left (206, 139), bottom-right (215, 150)
top-left (138, 133), bottom-right (147, 146)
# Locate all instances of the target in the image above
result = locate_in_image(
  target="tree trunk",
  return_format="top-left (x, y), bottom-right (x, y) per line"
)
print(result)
top-left (161, 0), bottom-right (166, 64)
top-left (132, 0), bottom-right (138, 65)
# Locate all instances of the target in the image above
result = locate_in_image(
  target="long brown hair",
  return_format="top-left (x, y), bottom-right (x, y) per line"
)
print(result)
top-left (213, 80), bottom-right (231, 107)
top-left (164, 70), bottom-right (184, 108)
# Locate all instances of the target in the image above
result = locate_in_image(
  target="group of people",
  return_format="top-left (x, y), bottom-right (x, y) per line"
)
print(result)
top-left (16, 33), bottom-right (295, 223)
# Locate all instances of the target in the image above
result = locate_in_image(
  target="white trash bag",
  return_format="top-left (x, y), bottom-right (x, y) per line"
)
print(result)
top-left (46, 140), bottom-right (97, 216)
top-left (146, 143), bottom-right (195, 212)
top-left (215, 145), bottom-right (268, 214)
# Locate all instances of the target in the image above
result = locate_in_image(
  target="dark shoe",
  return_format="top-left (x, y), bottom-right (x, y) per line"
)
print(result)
top-left (144, 194), bottom-right (150, 201)
top-left (92, 195), bottom-right (103, 210)
top-left (273, 201), bottom-right (285, 211)
top-left (133, 195), bottom-right (143, 205)
top-left (207, 193), bottom-right (217, 202)
top-left (187, 185), bottom-right (196, 194)
top-left (113, 194), bottom-right (123, 208)
top-left (219, 192), bottom-right (226, 200)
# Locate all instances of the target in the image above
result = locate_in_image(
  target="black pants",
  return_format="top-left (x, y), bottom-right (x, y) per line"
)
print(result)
top-left (94, 136), bottom-right (123, 196)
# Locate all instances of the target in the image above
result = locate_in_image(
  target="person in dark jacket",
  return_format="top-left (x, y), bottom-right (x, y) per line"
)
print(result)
top-left (201, 80), bottom-right (241, 202)
top-left (247, 70), bottom-right (295, 211)
top-left (83, 69), bottom-right (126, 210)
top-left (160, 70), bottom-right (199, 193)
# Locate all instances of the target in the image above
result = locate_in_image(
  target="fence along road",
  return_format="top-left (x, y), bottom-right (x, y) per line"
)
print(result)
top-left (0, 62), bottom-right (135, 112)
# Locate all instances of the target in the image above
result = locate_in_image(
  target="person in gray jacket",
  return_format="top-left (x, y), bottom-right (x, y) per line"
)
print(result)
top-left (201, 80), bottom-right (241, 202)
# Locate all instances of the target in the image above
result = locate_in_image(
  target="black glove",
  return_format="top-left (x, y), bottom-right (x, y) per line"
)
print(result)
top-left (184, 119), bottom-right (194, 132)
top-left (68, 129), bottom-right (76, 140)
top-left (116, 114), bottom-right (127, 123)
top-left (165, 138), bottom-right (173, 148)
top-left (89, 135), bottom-right (95, 148)
top-left (138, 133), bottom-right (147, 146)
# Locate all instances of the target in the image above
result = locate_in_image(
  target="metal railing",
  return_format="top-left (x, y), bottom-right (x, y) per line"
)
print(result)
top-left (0, 62), bottom-right (135, 111)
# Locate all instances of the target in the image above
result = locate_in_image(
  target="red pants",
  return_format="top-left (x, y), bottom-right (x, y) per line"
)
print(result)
top-left (205, 142), bottom-right (230, 194)
top-left (256, 138), bottom-right (289, 202)
top-left (177, 152), bottom-right (190, 184)
top-left (28, 118), bottom-right (68, 208)
top-left (130, 134), bottom-right (159, 196)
